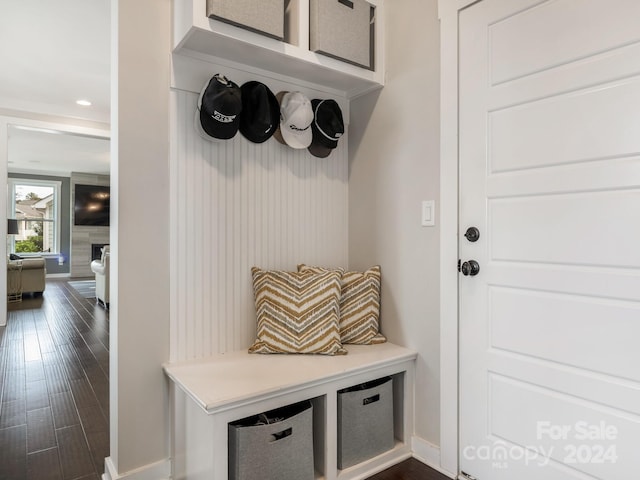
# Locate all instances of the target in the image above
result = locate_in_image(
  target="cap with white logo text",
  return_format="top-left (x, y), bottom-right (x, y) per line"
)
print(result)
top-left (196, 74), bottom-right (242, 141)
top-left (273, 91), bottom-right (313, 149)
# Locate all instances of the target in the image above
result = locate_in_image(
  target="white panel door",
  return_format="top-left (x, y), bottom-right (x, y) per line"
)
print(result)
top-left (459, 1), bottom-right (640, 479)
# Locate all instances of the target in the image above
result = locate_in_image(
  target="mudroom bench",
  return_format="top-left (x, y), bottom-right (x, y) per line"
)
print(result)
top-left (164, 342), bottom-right (417, 480)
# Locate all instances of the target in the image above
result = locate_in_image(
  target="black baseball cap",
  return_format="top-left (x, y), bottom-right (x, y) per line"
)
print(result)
top-left (308, 99), bottom-right (344, 158)
top-left (239, 81), bottom-right (280, 144)
top-left (196, 74), bottom-right (242, 141)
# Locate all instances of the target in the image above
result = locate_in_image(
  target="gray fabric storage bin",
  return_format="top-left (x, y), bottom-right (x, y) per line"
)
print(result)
top-left (337, 377), bottom-right (394, 469)
top-left (310, 0), bottom-right (374, 69)
top-left (228, 400), bottom-right (314, 480)
top-left (207, 0), bottom-right (284, 40)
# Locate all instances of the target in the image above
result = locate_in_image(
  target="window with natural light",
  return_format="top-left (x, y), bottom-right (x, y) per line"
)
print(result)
top-left (8, 179), bottom-right (61, 255)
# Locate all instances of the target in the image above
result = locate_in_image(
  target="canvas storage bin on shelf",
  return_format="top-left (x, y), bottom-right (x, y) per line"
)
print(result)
top-left (310, 0), bottom-right (374, 69)
top-left (228, 400), bottom-right (314, 480)
top-left (337, 376), bottom-right (394, 469)
top-left (206, 0), bottom-right (284, 40)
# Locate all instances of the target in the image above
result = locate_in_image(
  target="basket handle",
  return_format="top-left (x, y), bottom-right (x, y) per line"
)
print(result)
top-left (271, 427), bottom-right (292, 441)
top-left (363, 394), bottom-right (380, 405)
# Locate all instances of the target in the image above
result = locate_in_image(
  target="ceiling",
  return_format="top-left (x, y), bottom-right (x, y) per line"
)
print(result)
top-left (0, 0), bottom-right (111, 175)
top-left (8, 126), bottom-right (110, 176)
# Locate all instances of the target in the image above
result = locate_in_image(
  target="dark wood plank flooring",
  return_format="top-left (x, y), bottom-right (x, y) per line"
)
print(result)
top-left (0, 279), bottom-right (109, 480)
top-left (367, 457), bottom-right (451, 480)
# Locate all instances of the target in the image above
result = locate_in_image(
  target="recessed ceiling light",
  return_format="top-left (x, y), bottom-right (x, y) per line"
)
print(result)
top-left (76, 99), bottom-right (92, 106)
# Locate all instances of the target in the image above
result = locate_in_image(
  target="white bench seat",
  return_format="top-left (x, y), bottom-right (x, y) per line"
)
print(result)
top-left (164, 342), bottom-right (417, 480)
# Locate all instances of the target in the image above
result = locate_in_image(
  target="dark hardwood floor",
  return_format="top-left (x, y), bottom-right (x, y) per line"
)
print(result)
top-left (367, 458), bottom-right (451, 480)
top-left (0, 278), bottom-right (109, 480)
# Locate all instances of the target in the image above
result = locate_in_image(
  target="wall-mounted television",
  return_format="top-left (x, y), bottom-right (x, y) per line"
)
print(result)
top-left (74, 184), bottom-right (110, 226)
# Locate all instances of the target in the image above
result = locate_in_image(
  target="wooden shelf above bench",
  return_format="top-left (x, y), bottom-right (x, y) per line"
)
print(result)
top-left (173, 0), bottom-right (385, 98)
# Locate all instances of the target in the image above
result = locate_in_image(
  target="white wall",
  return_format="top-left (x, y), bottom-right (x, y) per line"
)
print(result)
top-left (108, 0), bottom-right (171, 476)
top-left (170, 81), bottom-right (349, 361)
top-left (348, 0), bottom-right (441, 448)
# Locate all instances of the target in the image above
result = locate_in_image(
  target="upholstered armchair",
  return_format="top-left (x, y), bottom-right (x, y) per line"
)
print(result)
top-left (90, 245), bottom-right (110, 307)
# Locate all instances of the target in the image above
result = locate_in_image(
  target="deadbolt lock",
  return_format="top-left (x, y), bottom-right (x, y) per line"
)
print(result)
top-left (464, 227), bottom-right (480, 242)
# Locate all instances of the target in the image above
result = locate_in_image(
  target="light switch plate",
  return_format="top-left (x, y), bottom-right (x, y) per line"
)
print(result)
top-left (422, 200), bottom-right (435, 227)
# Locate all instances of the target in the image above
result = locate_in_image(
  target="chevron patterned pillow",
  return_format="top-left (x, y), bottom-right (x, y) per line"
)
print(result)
top-left (298, 265), bottom-right (386, 345)
top-left (249, 267), bottom-right (347, 355)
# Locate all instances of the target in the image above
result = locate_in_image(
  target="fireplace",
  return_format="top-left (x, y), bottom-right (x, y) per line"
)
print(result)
top-left (91, 243), bottom-right (108, 261)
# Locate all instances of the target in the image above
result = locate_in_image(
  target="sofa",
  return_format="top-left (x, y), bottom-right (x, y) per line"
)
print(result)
top-left (90, 245), bottom-right (110, 307)
top-left (7, 256), bottom-right (46, 296)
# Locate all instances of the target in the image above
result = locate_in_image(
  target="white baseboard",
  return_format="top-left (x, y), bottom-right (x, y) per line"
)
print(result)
top-left (102, 457), bottom-right (171, 480)
top-left (46, 273), bottom-right (71, 278)
top-left (411, 436), bottom-right (456, 479)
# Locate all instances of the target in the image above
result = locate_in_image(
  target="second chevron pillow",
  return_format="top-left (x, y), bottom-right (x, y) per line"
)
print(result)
top-left (298, 264), bottom-right (386, 345)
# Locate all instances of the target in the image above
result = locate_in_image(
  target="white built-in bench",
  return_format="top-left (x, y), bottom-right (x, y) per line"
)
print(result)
top-left (164, 342), bottom-right (417, 480)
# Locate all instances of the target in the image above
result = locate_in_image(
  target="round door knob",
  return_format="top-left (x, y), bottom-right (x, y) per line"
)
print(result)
top-left (460, 260), bottom-right (480, 276)
top-left (464, 227), bottom-right (480, 242)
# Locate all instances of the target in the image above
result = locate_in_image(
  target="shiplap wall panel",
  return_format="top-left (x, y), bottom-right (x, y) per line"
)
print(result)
top-left (171, 89), bottom-right (349, 361)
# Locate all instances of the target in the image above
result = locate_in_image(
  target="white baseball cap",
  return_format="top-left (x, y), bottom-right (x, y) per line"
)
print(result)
top-left (273, 91), bottom-right (313, 149)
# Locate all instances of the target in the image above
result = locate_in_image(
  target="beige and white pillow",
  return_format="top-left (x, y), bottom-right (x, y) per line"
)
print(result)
top-left (248, 267), bottom-right (347, 355)
top-left (298, 265), bottom-right (386, 345)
